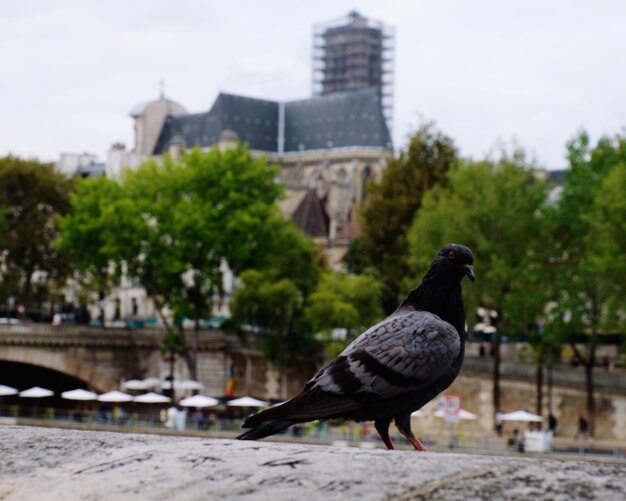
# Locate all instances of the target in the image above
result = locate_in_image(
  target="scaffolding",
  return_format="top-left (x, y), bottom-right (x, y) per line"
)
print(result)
top-left (313, 11), bottom-right (395, 131)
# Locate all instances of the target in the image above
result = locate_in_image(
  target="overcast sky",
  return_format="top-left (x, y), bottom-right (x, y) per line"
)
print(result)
top-left (2, 1), bottom-right (625, 169)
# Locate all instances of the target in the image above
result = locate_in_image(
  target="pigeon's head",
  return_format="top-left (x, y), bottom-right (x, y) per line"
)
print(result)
top-left (435, 244), bottom-right (475, 283)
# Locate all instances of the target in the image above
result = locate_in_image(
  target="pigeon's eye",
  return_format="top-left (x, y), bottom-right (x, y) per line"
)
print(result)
top-left (448, 251), bottom-right (455, 260)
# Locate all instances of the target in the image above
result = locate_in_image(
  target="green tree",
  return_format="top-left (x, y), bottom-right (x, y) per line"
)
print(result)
top-left (0, 156), bottom-right (75, 317)
top-left (587, 161), bottom-right (626, 302)
top-left (408, 154), bottom-right (549, 426)
top-left (61, 145), bottom-right (284, 379)
top-left (57, 176), bottom-right (122, 323)
top-left (545, 132), bottom-right (626, 435)
top-left (230, 219), bottom-right (321, 396)
top-left (304, 271), bottom-right (383, 357)
top-left (359, 123), bottom-right (457, 313)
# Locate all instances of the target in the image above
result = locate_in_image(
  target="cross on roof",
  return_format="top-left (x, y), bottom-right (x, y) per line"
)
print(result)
top-left (159, 79), bottom-right (165, 99)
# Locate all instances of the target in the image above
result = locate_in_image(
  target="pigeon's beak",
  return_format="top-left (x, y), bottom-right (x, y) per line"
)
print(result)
top-left (462, 264), bottom-right (475, 282)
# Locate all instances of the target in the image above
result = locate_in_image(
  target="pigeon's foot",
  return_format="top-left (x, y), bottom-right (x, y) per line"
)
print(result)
top-left (394, 414), bottom-right (428, 451)
top-left (407, 436), bottom-right (428, 452)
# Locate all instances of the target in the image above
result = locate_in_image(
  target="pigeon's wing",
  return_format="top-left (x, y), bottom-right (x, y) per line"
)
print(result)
top-left (243, 310), bottom-right (460, 427)
top-left (311, 310), bottom-right (461, 400)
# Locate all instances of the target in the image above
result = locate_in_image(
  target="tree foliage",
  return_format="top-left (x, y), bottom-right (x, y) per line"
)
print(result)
top-left (230, 217), bottom-right (322, 368)
top-left (304, 271), bottom-right (383, 357)
top-left (60, 145), bottom-right (286, 378)
top-left (57, 175), bottom-right (122, 321)
top-left (0, 156), bottom-right (75, 316)
top-left (408, 154), bottom-right (549, 421)
top-left (409, 155), bottom-right (548, 326)
top-left (544, 131), bottom-right (626, 435)
top-left (359, 123), bottom-right (458, 313)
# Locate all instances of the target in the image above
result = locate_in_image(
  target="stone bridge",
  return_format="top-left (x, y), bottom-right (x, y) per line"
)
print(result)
top-left (1, 323), bottom-right (625, 441)
top-left (0, 323), bottom-right (240, 395)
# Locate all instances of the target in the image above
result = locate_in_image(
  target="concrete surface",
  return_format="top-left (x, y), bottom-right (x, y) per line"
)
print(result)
top-left (0, 426), bottom-right (624, 500)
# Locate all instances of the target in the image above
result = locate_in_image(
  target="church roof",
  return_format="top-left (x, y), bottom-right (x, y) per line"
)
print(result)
top-left (290, 189), bottom-right (329, 238)
top-left (283, 89), bottom-right (392, 152)
top-left (153, 89), bottom-right (391, 155)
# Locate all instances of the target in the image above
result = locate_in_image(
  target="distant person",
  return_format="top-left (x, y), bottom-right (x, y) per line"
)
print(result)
top-left (175, 406), bottom-right (187, 430)
top-left (479, 344), bottom-right (486, 358)
top-left (495, 410), bottom-right (504, 437)
top-left (548, 414), bottom-right (558, 435)
top-left (164, 406), bottom-right (178, 429)
top-left (192, 409), bottom-right (203, 430)
top-left (575, 416), bottom-right (588, 439)
top-left (509, 428), bottom-right (523, 452)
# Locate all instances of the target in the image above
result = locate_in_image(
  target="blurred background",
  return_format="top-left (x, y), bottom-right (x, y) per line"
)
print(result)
top-left (0, 1), bottom-right (625, 457)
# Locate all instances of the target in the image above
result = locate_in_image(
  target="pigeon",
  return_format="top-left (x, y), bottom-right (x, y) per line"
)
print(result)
top-left (237, 243), bottom-right (474, 450)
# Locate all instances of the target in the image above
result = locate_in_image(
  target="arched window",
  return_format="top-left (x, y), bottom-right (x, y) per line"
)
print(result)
top-left (362, 166), bottom-right (373, 202)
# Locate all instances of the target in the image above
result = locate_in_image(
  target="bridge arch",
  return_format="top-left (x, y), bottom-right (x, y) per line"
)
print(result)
top-left (0, 347), bottom-right (115, 393)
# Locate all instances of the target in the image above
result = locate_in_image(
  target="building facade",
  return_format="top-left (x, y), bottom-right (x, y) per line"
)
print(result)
top-left (63, 11), bottom-right (394, 323)
top-left (109, 87), bottom-right (393, 269)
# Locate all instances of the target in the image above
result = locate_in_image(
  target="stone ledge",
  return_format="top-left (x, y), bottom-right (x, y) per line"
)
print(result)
top-left (0, 425), bottom-right (624, 500)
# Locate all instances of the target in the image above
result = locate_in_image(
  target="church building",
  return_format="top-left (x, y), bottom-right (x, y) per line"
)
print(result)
top-left (109, 87), bottom-right (393, 268)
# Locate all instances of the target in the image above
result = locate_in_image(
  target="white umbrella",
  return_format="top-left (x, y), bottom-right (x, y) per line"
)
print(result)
top-left (97, 390), bottom-right (133, 403)
top-left (142, 377), bottom-right (161, 388)
top-left (134, 392), bottom-right (171, 404)
top-left (227, 396), bottom-right (266, 407)
top-left (121, 379), bottom-right (148, 390)
top-left (178, 380), bottom-right (204, 391)
top-left (61, 389), bottom-right (98, 401)
top-left (499, 410), bottom-right (543, 422)
top-left (179, 394), bottom-right (219, 408)
top-left (19, 386), bottom-right (54, 398)
top-left (0, 384), bottom-right (18, 396)
top-left (434, 408), bottom-right (477, 420)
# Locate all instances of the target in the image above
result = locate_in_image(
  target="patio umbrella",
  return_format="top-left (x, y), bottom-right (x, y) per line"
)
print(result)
top-left (226, 396), bottom-right (266, 407)
top-left (434, 408), bottom-right (477, 420)
top-left (19, 386), bottom-right (54, 398)
top-left (97, 390), bottom-right (133, 403)
top-left (0, 384), bottom-right (18, 396)
top-left (134, 392), bottom-right (171, 404)
top-left (142, 377), bottom-right (161, 388)
top-left (179, 394), bottom-right (219, 408)
top-left (499, 410), bottom-right (543, 422)
top-left (121, 379), bottom-right (148, 391)
top-left (61, 389), bottom-right (98, 401)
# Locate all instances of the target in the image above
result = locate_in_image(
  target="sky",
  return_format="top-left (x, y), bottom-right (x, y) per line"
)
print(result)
top-left (2, 0), bottom-right (625, 169)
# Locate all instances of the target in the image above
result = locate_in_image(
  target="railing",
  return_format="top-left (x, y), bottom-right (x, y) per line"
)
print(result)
top-left (0, 323), bottom-right (229, 350)
top-left (463, 357), bottom-right (626, 392)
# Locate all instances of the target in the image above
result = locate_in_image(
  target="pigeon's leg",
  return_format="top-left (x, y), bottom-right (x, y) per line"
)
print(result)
top-left (374, 418), bottom-right (394, 450)
top-left (395, 414), bottom-right (428, 452)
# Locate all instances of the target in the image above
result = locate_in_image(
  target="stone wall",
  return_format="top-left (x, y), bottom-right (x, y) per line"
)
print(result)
top-left (1, 426), bottom-right (624, 500)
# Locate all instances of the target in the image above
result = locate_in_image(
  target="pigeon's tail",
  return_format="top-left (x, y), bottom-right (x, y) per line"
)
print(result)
top-left (236, 420), bottom-right (295, 441)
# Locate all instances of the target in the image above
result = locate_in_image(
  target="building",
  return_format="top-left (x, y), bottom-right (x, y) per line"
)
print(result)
top-left (110, 86), bottom-right (393, 268)
top-left (62, 11), bottom-right (394, 323)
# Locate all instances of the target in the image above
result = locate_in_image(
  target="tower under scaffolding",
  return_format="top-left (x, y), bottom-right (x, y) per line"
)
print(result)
top-left (313, 11), bottom-right (395, 132)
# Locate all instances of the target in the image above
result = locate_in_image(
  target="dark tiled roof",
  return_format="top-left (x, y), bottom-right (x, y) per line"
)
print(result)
top-left (291, 190), bottom-right (329, 238)
top-left (154, 94), bottom-right (278, 154)
top-left (284, 88), bottom-right (391, 152)
top-left (153, 89), bottom-right (391, 155)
